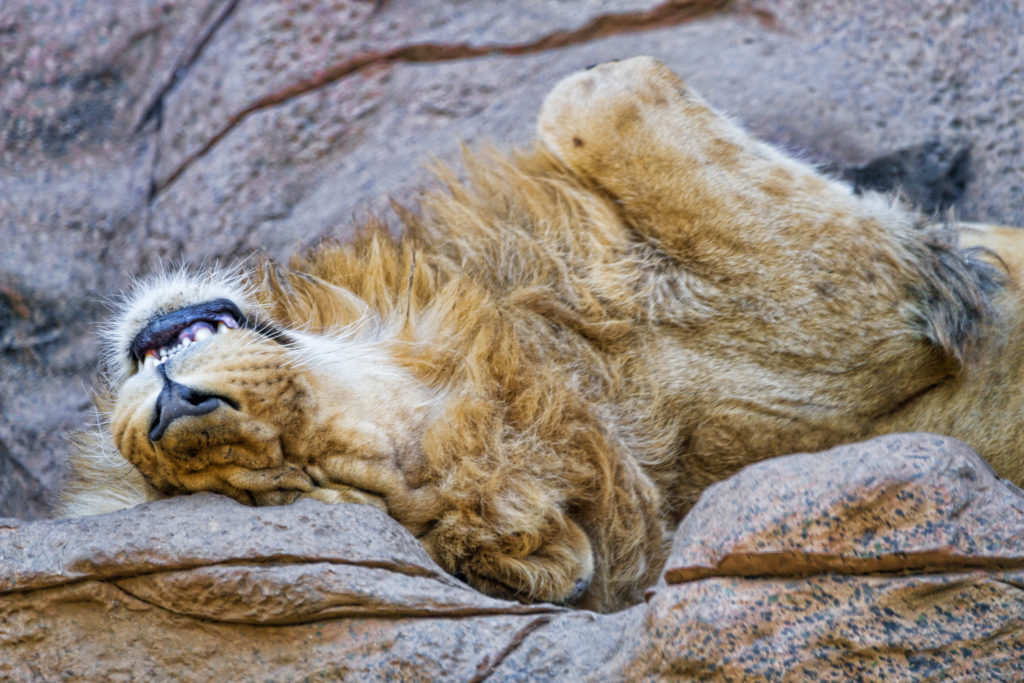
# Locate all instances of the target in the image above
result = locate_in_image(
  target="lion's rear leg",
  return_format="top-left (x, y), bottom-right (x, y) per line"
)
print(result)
top-left (866, 221), bottom-right (1024, 488)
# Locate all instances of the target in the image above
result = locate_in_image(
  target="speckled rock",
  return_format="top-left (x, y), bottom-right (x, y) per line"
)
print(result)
top-left (2, 435), bottom-right (1022, 679)
top-left (665, 433), bottom-right (1024, 582)
top-left (622, 571), bottom-right (1024, 681)
top-left (616, 433), bottom-right (1024, 680)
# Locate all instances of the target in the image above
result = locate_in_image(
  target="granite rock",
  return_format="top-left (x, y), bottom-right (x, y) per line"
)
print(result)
top-left (2, 435), bottom-right (1022, 679)
top-left (665, 433), bottom-right (1024, 582)
top-left (619, 434), bottom-right (1024, 680)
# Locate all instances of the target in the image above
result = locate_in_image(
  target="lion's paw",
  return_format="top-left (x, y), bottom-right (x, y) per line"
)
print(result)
top-left (537, 56), bottom-right (708, 179)
top-left (442, 517), bottom-right (596, 607)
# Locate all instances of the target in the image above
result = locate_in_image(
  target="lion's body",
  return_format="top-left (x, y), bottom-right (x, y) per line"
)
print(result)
top-left (59, 58), bottom-right (1024, 612)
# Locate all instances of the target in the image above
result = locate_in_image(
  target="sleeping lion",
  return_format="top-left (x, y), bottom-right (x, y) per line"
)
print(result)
top-left (59, 58), bottom-right (1024, 612)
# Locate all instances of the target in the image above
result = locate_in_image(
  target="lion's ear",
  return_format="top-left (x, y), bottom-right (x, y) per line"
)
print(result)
top-left (253, 260), bottom-right (372, 333)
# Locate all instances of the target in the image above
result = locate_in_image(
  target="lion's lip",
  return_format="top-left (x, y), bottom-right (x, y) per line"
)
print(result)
top-left (131, 298), bottom-right (244, 369)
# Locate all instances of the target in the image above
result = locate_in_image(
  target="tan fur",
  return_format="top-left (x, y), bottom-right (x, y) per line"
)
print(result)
top-left (57, 58), bottom-right (1024, 612)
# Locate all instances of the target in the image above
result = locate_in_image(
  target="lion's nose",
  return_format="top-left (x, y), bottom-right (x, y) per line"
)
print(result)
top-left (149, 376), bottom-right (226, 442)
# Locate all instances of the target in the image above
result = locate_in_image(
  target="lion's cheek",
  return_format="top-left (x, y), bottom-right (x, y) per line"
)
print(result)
top-left (115, 389), bottom-right (297, 497)
top-left (288, 414), bottom-right (444, 533)
top-left (155, 411), bottom-right (283, 472)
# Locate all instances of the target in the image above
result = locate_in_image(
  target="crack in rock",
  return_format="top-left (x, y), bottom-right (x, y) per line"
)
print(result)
top-left (664, 551), bottom-right (1024, 584)
top-left (469, 615), bottom-right (553, 682)
top-left (135, 0), bottom-right (243, 132)
top-left (154, 0), bottom-right (730, 196)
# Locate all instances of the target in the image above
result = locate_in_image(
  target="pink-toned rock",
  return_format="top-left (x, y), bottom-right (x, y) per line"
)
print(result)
top-left (3, 435), bottom-right (1023, 679)
top-left (616, 433), bottom-right (1024, 680)
top-left (664, 433), bottom-right (1024, 582)
top-left (624, 570), bottom-right (1024, 680)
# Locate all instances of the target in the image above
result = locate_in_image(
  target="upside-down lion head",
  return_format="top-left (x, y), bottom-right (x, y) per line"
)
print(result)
top-left (83, 248), bottom-right (615, 609)
top-left (98, 264), bottom-right (438, 516)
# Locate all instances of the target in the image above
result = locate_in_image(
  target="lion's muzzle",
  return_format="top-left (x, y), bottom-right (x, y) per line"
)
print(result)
top-left (149, 373), bottom-right (232, 442)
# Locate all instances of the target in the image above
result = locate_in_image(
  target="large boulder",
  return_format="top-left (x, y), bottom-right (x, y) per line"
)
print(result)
top-left (3, 434), bottom-right (1022, 679)
top-left (3, 0), bottom-right (1024, 517)
top-left (629, 432), bottom-right (1024, 679)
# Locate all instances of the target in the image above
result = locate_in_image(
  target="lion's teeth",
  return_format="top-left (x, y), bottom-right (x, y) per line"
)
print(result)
top-left (137, 316), bottom-right (236, 374)
top-left (216, 313), bottom-right (239, 330)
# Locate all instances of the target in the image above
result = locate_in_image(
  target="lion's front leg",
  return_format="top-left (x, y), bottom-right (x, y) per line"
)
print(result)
top-left (537, 57), bottom-right (875, 269)
top-left (537, 57), bottom-right (1004, 477)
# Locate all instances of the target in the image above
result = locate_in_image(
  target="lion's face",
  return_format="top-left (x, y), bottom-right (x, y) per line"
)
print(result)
top-left (103, 270), bottom-right (432, 512)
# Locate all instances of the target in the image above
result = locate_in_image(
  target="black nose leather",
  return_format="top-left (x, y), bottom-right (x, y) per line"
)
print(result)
top-left (149, 377), bottom-right (223, 442)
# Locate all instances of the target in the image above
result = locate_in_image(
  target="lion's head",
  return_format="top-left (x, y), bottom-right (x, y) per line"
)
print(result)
top-left (81, 244), bottom-right (618, 608)
top-left (98, 264), bottom-right (440, 517)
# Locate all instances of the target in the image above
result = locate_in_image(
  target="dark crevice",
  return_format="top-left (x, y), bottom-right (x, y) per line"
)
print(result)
top-left (111, 579), bottom-right (563, 627)
top-left (145, 103), bottom-right (163, 204)
top-left (664, 551), bottom-right (1024, 584)
top-left (135, 0), bottom-right (242, 133)
top-left (154, 0), bottom-right (730, 196)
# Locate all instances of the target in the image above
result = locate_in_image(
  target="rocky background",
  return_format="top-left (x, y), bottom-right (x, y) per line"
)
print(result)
top-left (2, 1), bottom-right (1023, 519)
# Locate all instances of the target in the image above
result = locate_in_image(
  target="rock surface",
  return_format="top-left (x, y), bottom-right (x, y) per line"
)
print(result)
top-left (2, 434), bottom-right (1023, 679)
top-left (3, 0), bottom-right (1024, 517)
